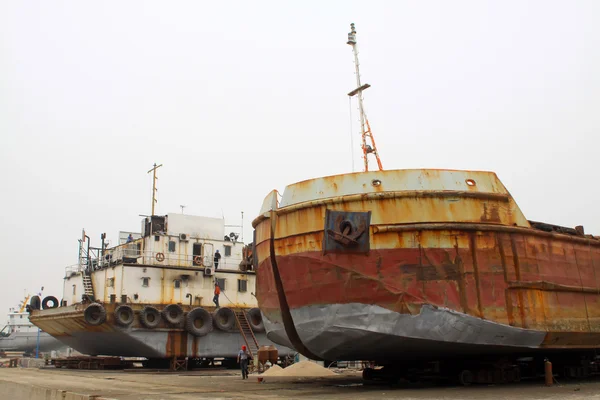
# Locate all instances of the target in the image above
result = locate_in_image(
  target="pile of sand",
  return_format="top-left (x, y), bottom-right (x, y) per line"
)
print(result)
top-left (260, 364), bottom-right (283, 376)
top-left (261, 361), bottom-right (337, 377)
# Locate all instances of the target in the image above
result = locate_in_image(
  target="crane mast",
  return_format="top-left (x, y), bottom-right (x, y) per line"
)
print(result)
top-left (347, 23), bottom-right (383, 172)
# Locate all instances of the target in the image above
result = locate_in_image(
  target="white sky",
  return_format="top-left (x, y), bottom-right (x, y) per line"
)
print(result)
top-left (1, 1), bottom-right (599, 316)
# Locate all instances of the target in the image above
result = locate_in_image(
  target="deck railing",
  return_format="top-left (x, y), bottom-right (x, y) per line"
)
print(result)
top-left (65, 249), bottom-right (244, 275)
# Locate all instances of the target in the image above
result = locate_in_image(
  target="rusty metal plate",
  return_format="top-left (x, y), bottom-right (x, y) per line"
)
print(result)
top-left (323, 210), bottom-right (371, 254)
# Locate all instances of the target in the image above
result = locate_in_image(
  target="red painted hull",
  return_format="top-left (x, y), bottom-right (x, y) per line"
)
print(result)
top-left (257, 229), bottom-right (600, 360)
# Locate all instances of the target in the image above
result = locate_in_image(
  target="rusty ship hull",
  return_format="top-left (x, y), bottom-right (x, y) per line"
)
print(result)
top-left (30, 303), bottom-right (279, 359)
top-left (253, 169), bottom-right (600, 362)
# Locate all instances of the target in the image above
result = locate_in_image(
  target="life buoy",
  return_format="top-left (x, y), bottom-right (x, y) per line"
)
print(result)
top-left (156, 252), bottom-right (165, 262)
top-left (42, 296), bottom-right (59, 310)
top-left (213, 307), bottom-right (235, 331)
top-left (29, 295), bottom-right (41, 311)
top-left (114, 305), bottom-right (134, 326)
top-left (162, 304), bottom-right (184, 325)
top-left (186, 308), bottom-right (213, 337)
top-left (84, 303), bottom-right (107, 326)
top-left (193, 255), bottom-right (202, 265)
top-left (140, 306), bottom-right (161, 328)
top-left (247, 308), bottom-right (265, 332)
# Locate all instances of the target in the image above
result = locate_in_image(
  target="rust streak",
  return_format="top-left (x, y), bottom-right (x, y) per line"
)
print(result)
top-left (510, 234), bottom-right (527, 328)
top-left (454, 236), bottom-right (469, 314)
top-left (469, 234), bottom-right (484, 318)
top-left (497, 237), bottom-right (515, 326)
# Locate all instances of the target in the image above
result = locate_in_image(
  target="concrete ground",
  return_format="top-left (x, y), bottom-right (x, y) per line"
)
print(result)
top-left (2, 367), bottom-right (600, 399)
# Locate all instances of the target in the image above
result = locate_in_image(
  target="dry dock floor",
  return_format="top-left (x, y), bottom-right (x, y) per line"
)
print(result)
top-left (2, 368), bottom-right (600, 399)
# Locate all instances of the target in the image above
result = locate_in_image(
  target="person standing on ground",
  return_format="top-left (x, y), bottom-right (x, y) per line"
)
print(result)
top-left (213, 282), bottom-right (220, 308)
top-left (237, 345), bottom-right (252, 379)
top-left (214, 249), bottom-right (221, 269)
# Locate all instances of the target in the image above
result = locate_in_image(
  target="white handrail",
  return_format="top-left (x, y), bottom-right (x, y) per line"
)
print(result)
top-left (70, 248), bottom-right (244, 273)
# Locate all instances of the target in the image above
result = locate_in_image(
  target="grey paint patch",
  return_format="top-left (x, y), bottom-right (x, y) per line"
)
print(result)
top-left (263, 303), bottom-right (547, 362)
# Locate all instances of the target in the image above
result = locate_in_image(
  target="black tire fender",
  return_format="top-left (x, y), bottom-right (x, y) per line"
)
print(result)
top-left (162, 304), bottom-right (184, 325)
top-left (213, 307), bottom-right (235, 331)
top-left (42, 296), bottom-right (59, 310)
top-left (114, 305), bottom-right (134, 326)
top-left (30, 295), bottom-right (41, 311)
top-left (186, 308), bottom-right (213, 337)
top-left (140, 306), bottom-right (161, 328)
top-left (84, 303), bottom-right (107, 326)
top-left (247, 308), bottom-right (265, 332)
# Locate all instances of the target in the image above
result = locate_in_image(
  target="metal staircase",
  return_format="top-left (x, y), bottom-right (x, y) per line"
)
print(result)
top-left (78, 233), bottom-right (96, 301)
top-left (82, 274), bottom-right (95, 299)
top-left (234, 310), bottom-right (259, 358)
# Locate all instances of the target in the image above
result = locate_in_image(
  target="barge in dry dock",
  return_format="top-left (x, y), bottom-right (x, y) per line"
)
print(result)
top-left (29, 166), bottom-right (291, 368)
top-left (252, 24), bottom-right (600, 366)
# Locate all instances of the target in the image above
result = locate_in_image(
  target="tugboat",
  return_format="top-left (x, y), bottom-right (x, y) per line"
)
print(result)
top-left (252, 24), bottom-right (600, 365)
top-left (29, 164), bottom-right (291, 369)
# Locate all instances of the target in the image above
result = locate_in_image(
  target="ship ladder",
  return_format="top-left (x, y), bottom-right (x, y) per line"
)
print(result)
top-left (233, 310), bottom-right (259, 359)
top-left (82, 273), bottom-right (95, 299)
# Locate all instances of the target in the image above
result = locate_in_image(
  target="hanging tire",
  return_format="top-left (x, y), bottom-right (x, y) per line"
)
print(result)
top-left (84, 303), bottom-right (107, 326)
top-left (42, 296), bottom-right (59, 310)
top-left (162, 304), bottom-right (184, 325)
top-left (247, 308), bottom-right (265, 332)
top-left (186, 308), bottom-right (213, 337)
top-left (29, 295), bottom-right (41, 311)
top-left (140, 306), bottom-right (161, 328)
top-left (114, 305), bottom-right (134, 326)
top-left (213, 307), bottom-right (235, 331)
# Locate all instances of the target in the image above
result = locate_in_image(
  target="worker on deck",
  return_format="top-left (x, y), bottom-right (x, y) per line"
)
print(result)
top-left (213, 282), bottom-right (220, 308)
top-left (238, 345), bottom-right (252, 379)
top-left (214, 249), bottom-right (221, 269)
top-left (126, 234), bottom-right (133, 243)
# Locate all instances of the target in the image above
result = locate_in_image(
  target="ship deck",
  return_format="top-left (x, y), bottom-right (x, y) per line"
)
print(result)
top-left (1, 367), bottom-right (599, 399)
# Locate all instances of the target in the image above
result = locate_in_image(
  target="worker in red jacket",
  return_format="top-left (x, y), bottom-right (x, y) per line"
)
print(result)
top-left (213, 282), bottom-right (221, 308)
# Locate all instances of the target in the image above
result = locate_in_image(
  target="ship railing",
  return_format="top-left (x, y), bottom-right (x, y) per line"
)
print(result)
top-left (86, 249), bottom-right (246, 271)
top-left (64, 263), bottom-right (85, 277)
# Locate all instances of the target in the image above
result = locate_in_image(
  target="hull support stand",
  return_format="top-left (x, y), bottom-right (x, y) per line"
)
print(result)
top-left (170, 356), bottom-right (188, 372)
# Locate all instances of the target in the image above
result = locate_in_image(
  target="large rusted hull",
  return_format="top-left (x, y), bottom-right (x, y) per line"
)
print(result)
top-left (30, 303), bottom-right (291, 359)
top-left (253, 169), bottom-right (600, 362)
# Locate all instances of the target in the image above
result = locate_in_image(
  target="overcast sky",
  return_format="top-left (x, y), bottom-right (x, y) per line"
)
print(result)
top-left (1, 1), bottom-right (599, 318)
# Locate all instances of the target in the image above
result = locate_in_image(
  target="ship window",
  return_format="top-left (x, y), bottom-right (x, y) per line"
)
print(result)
top-left (174, 280), bottom-right (181, 289)
top-left (216, 278), bottom-right (226, 291)
top-left (20, 315), bottom-right (23, 319)
top-left (238, 279), bottom-right (247, 292)
top-left (224, 245), bottom-right (232, 257)
top-left (155, 235), bottom-right (160, 241)
top-left (168, 241), bottom-right (176, 252)
top-left (107, 278), bottom-right (115, 287)
top-left (142, 277), bottom-right (150, 287)
top-left (72, 285), bottom-right (76, 295)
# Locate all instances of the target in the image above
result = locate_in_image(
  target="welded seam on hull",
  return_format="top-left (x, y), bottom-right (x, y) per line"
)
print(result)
top-left (375, 223), bottom-right (600, 246)
top-left (274, 190), bottom-right (510, 216)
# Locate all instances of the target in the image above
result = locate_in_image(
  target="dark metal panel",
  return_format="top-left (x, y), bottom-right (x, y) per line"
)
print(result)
top-left (323, 210), bottom-right (371, 255)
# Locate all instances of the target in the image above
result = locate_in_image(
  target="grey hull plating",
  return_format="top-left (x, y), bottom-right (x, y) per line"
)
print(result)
top-left (0, 331), bottom-right (67, 353)
top-left (263, 303), bottom-right (547, 361)
top-left (51, 329), bottom-right (292, 359)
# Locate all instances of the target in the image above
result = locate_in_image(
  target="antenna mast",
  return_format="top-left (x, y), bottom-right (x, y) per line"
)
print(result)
top-left (147, 163), bottom-right (163, 216)
top-left (347, 23), bottom-right (383, 172)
